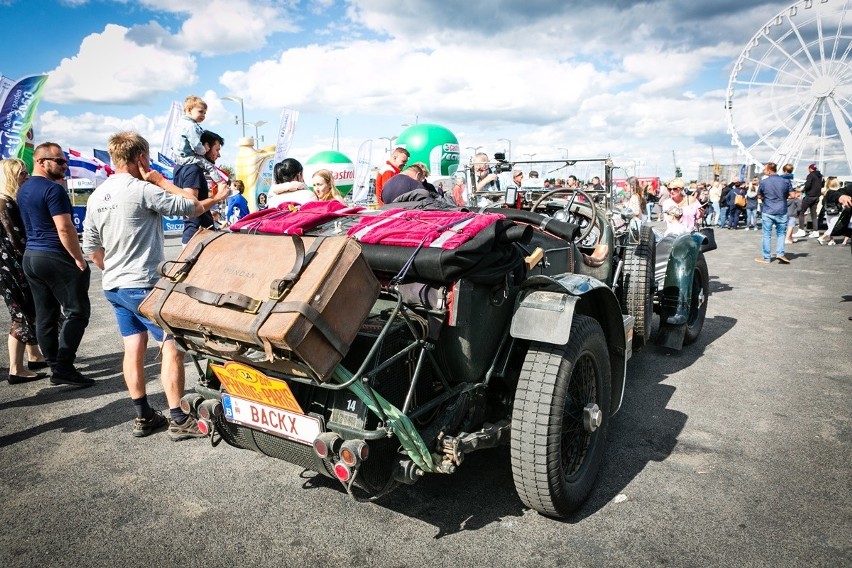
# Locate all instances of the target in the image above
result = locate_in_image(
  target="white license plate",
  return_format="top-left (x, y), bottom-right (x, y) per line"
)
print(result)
top-left (221, 393), bottom-right (322, 445)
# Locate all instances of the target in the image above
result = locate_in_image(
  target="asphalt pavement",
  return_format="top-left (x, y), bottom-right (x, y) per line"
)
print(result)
top-left (0, 228), bottom-right (850, 567)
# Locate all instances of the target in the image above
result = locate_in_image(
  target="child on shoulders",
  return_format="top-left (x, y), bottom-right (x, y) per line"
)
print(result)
top-left (172, 95), bottom-right (227, 193)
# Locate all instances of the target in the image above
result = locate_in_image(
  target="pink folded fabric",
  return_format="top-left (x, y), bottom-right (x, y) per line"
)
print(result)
top-left (347, 209), bottom-right (504, 249)
top-left (230, 200), bottom-right (363, 235)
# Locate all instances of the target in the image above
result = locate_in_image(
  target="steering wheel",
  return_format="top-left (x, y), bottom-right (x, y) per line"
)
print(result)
top-left (530, 188), bottom-right (599, 244)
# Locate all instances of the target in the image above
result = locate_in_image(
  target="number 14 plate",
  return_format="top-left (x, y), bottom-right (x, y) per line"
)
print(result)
top-left (221, 393), bottom-right (322, 445)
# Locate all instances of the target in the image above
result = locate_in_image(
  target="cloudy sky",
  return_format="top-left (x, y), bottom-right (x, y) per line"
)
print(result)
top-left (1, 0), bottom-right (848, 180)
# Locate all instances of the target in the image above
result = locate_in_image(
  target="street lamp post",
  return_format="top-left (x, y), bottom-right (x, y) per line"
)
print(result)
top-left (466, 145), bottom-right (483, 156)
top-left (498, 138), bottom-right (511, 160)
top-left (244, 120), bottom-right (267, 148)
top-left (631, 160), bottom-right (643, 177)
top-left (378, 136), bottom-right (393, 154)
top-left (221, 96), bottom-right (245, 138)
top-left (524, 153), bottom-right (537, 174)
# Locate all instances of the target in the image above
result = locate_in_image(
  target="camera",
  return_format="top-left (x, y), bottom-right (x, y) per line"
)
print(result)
top-left (493, 153), bottom-right (512, 173)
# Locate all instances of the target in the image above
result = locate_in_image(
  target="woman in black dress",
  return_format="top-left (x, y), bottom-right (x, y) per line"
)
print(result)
top-left (0, 158), bottom-right (46, 383)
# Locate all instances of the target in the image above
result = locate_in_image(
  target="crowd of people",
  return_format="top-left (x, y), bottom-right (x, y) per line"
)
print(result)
top-left (2, 94), bottom-right (851, 441)
top-left (643, 163), bottom-right (852, 263)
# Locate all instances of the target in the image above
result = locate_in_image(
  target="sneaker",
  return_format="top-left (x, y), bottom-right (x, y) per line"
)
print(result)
top-left (827, 240), bottom-right (836, 246)
top-left (784, 239), bottom-right (795, 245)
top-left (792, 229), bottom-right (807, 238)
top-left (133, 411), bottom-right (168, 438)
top-left (777, 255), bottom-right (791, 264)
top-left (50, 368), bottom-right (95, 387)
top-left (807, 231), bottom-right (820, 238)
top-left (754, 257), bottom-right (770, 264)
top-left (168, 415), bottom-right (207, 441)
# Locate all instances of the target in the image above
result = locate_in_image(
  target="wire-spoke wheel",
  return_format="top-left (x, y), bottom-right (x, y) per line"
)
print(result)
top-left (511, 315), bottom-right (611, 517)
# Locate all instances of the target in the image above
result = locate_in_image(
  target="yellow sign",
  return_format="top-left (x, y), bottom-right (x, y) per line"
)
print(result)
top-left (211, 361), bottom-right (304, 414)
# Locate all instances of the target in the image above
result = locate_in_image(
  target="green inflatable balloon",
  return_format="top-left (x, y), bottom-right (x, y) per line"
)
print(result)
top-left (305, 150), bottom-right (355, 196)
top-left (395, 124), bottom-right (459, 176)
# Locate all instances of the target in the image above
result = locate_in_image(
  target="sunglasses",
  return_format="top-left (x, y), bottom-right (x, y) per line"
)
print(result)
top-left (41, 157), bottom-right (68, 166)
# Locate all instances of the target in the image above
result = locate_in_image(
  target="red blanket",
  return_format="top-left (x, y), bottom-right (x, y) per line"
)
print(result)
top-left (346, 209), bottom-right (504, 250)
top-left (229, 200), bottom-right (363, 235)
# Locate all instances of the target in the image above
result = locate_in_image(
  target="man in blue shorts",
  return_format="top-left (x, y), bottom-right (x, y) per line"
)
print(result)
top-left (82, 131), bottom-right (229, 438)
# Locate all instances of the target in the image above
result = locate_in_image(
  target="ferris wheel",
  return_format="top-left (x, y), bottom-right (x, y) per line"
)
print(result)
top-left (726, 0), bottom-right (852, 177)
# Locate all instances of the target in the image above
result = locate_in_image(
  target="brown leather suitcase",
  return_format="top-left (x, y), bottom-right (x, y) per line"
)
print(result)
top-left (139, 229), bottom-right (379, 381)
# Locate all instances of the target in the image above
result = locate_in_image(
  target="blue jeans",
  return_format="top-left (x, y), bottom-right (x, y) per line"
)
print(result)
top-left (719, 205), bottom-right (728, 228)
top-left (761, 213), bottom-right (787, 259)
top-left (746, 208), bottom-right (757, 228)
top-left (710, 202), bottom-right (720, 225)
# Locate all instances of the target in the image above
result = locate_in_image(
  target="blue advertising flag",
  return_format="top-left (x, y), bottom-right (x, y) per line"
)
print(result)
top-left (0, 74), bottom-right (48, 161)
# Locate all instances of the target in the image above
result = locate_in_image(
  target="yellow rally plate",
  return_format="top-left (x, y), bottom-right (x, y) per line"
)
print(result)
top-left (210, 361), bottom-right (304, 414)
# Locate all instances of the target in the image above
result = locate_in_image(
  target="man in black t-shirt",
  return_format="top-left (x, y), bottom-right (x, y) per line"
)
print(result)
top-left (175, 130), bottom-right (223, 245)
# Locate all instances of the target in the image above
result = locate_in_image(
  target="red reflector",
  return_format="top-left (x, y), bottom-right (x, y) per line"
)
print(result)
top-left (333, 463), bottom-right (351, 482)
top-left (197, 418), bottom-right (211, 436)
top-left (313, 439), bottom-right (328, 458)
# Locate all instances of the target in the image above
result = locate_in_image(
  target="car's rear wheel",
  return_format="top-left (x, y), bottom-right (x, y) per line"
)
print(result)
top-left (511, 315), bottom-right (611, 517)
top-left (683, 253), bottom-right (709, 345)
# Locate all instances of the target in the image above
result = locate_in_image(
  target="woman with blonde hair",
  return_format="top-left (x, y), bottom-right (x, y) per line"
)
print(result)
top-left (0, 158), bottom-right (47, 383)
top-left (311, 169), bottom-right (345, 203)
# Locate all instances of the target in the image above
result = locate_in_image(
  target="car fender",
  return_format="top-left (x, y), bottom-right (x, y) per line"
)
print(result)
top-left (511, 273), bottom-right (631, 414)
top-left (661, 232), bottom-right (704, 326)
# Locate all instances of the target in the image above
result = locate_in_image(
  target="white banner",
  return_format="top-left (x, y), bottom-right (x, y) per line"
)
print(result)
top-left (159, 100), bottom-right (182, 161)
top-left (351, 139), bottom-right (373, 203)
top-left (273, 108), bottom-right (299, 165)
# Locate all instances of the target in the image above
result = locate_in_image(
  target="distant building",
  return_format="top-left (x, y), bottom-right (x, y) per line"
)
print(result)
top-left (697, 163), bottom-right (757, 183)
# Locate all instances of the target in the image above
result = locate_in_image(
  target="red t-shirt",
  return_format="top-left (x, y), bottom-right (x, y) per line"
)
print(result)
top-left (375, 161), bottom-right (400, 205)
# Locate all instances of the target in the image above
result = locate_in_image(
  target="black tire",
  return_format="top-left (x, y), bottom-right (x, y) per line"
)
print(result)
top-left (683, 253), bottom-right (709, 345)
top-left (511, 315), bottom-right (612, 517)
top-left (621, 225), bottom-right (655, 348)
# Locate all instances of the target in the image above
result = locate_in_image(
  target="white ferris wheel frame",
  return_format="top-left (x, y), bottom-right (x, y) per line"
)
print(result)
top-left (725, 0), bottom-right (852, 175)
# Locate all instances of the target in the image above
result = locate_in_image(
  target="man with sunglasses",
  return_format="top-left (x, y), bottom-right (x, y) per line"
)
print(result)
top-left (17, 142), bottom-right (93, 386)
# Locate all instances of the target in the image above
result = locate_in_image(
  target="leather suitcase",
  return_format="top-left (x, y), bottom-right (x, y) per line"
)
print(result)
top-left (139, 229), bottom-right (380, 381)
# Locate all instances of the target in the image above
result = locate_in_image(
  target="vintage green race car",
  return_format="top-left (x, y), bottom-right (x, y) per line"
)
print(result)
top-left (163, 156), bottom-right (713, 518)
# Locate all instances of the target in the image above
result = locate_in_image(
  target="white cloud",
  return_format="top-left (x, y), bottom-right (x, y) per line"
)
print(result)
top-left (220, 39), bottom-right (605, 125)
top-left (37, 109), bottom-right (164, 154)
top-left (45, 24), bottom-right (198, 105)
top-left (129, 0), bottom-right (298, 55)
